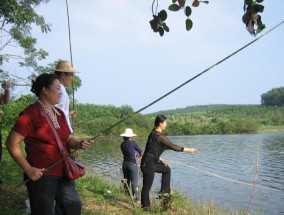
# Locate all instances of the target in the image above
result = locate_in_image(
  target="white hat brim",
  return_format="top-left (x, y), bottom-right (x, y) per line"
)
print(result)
top-left (120, 133), bottom-right (137, 137)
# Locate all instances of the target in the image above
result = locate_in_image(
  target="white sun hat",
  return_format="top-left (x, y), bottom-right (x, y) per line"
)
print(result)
top-left (120, 128), bottom-right (137, 137)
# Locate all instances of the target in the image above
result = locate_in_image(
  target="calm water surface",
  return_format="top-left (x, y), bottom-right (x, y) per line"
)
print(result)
top-left (80, 132), bottom-right (284, 215)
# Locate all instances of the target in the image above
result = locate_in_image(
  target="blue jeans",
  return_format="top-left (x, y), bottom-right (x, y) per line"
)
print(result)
top-left (26, 175), bottom-right (81, 215)
top-left (122, 161), bottom-right (139, 201)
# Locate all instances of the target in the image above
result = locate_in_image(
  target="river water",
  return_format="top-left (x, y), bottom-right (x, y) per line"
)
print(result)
top-left (80, 132), bottom-right (284, 215)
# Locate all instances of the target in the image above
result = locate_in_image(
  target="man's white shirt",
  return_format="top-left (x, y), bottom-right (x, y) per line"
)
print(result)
top-left (55, 84), bottom-right (73, 133)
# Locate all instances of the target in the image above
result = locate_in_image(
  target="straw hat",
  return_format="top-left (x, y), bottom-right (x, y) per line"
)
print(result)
top-left (54, 60), bottom-right (77, 73)
top-left (120, 128), bottom-right (137, 137)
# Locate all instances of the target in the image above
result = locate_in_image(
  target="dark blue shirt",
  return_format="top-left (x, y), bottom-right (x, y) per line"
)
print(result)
top-left (120, 140), bottom-right (143, 164)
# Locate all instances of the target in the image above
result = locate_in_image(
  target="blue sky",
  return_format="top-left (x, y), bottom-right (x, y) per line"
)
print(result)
top-left (3, 1), bottom-right (284, 113)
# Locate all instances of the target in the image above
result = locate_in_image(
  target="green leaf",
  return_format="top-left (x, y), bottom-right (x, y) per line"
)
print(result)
top-left (159, 26), bottom-right (164, 36)
top-left (168, 4), bottom-right (181, 12)
top-left (242, 12), bottom-right (250, 25)
top-left (245, 0), bottom-right (253, 5)
top-left (252, 4), bottom-right (264, 13)
top-left (184, 6), bottom-right (192, 17)
top-left (192, 0), bottom-right (199, 7)
top-left (256, 23), bottom-right (266, 33)
top-left (162, 23), bottom-right (170, 32)
top-left (158, 10), bottom-right (167, 22)
top-left (186, 18), bottom-right (193, 31)
top-left (202, 1), bottom-right (209, 4)
top-left (172, 0), bottom-right (178, 3)
top-left (255, 0), bottom-right (263, 3)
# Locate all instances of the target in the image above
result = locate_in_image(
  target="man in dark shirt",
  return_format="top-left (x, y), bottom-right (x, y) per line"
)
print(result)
top-left (120, 128), bottom-right (143, 203)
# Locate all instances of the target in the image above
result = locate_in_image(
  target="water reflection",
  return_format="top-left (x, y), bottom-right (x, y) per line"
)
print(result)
top-left (78, 133), bottom-right (284, 215)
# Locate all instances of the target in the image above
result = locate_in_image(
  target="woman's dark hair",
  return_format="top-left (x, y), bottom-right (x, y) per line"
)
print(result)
top-left (154, 115), bottom-right (167, 127)
top-left (31, 73), bottom-right (58, 97)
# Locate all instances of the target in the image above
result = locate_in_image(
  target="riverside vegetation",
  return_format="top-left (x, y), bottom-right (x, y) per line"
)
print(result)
top-left (1, 95), bottom-right (284, 139)
top-left (1, 95), bottom-right (283, 214)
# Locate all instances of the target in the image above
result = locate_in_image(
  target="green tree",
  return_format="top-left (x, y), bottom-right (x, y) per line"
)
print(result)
top-left (261, 87), bottom-right (284, 106)
top-left (0, 0), bottom-right (50, 78)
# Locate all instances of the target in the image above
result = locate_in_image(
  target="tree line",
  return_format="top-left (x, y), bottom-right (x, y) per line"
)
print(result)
top-left (1, 95), bottom-right (284, 142)
top-left (261, 86), bottom-right (284, 106)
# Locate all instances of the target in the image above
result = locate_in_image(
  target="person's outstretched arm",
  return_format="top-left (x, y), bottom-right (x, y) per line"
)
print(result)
top-left (159, 135), bottom-right (197, 153)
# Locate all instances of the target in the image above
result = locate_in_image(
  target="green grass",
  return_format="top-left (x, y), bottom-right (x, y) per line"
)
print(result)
top-left (0, 178), bottom-right (253, 215)
top-left (0, 151), bottom-right (254, 215)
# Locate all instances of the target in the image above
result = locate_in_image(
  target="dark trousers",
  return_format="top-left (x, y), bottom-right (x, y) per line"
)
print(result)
top-left (122, 161), bottom-right (139, 201)
top-left (55, 155), bottom-right (76, 215)
top-left (140, 155), bottom-right (171, 208)
top-left (26, 175), bottom-right (81, 215)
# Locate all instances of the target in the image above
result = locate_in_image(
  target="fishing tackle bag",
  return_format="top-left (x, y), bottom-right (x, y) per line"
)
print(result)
top-left (62, 152), bottom-right (85, 180)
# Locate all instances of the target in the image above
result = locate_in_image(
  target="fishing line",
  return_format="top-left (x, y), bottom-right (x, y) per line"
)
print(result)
top-left (245, 146), bottom-right (259, 214)
top-left (65, 0), bottom-right (75, 110)
top-left (168, 159), bottom-right (283, 192)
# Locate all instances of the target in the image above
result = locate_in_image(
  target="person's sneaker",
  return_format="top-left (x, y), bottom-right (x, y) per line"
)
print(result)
top-left (158, 192), bottom-right (172, 211)
top-left (158, 192), bottom-right (170, 199)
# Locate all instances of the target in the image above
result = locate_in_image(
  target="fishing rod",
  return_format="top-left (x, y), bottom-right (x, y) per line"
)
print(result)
top-left (25, 20), bottom-right (283, 180)
top-left (86, 20), bottom-right (284, 141)
top-left (65, 0), bottom-right (75, 111)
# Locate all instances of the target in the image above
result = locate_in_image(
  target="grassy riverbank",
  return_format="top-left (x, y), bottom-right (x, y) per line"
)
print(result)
top-left (0, 150), bottom-right (252, 215)
top-left (0, 176), bottom-right (249, 215)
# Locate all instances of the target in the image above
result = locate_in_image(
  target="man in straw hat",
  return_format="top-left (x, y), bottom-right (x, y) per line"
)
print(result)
top-left (54, 60), bottom-right (77, 133)
top-left (54, 60), bottom-right (77, 214)
top-left (120, 128), bottom-right (143, 204)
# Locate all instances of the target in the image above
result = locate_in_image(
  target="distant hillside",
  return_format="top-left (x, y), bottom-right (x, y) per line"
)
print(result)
top-left (147, 104), bottom-right (284, 134)
top-left (147, 104), bottom-right (261, 116)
